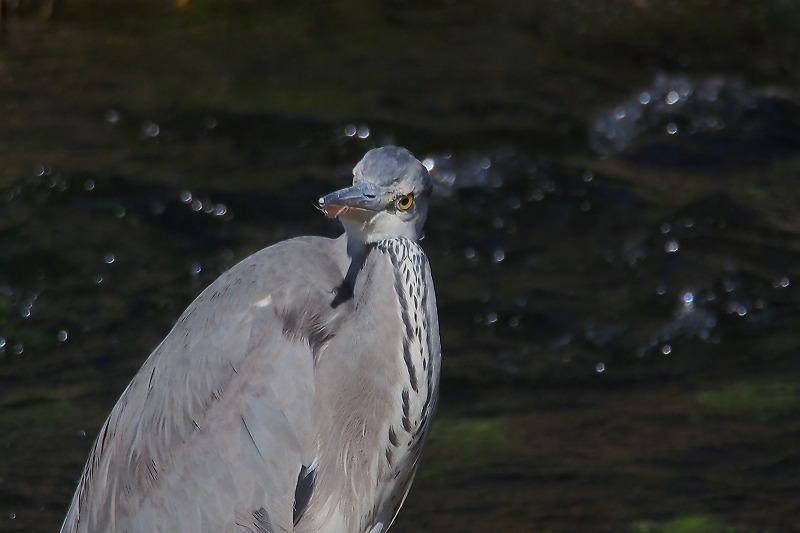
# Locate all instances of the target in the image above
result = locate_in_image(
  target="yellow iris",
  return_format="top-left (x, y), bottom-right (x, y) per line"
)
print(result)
top-left (396, 194), bottom-right (414, 211)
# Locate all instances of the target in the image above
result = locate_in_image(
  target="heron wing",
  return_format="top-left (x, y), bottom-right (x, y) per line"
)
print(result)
top-left (61, 237), bottom-right (349, 533)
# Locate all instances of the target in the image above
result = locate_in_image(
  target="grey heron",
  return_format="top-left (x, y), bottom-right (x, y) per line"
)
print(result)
top-left (60, 145), bottom-right (441, 533)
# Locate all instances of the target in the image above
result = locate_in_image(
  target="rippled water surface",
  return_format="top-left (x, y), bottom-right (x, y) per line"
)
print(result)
top-left (2, 2), bottom-right (800, 532)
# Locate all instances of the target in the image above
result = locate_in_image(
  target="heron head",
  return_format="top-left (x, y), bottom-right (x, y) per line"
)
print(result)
top-left (319, 146), bottom-right (432, 244)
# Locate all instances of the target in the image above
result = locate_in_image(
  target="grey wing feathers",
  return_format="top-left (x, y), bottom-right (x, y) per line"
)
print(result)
top-left (61, 237), bottom-right (348, 533)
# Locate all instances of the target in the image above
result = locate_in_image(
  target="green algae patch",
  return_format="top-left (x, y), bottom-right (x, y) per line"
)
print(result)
top-left (696, 380), bottom-right (800, 420)
top-left (631, 515), bottom-right (745, 533)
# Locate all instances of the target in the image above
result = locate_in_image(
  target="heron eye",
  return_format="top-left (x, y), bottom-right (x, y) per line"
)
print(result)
top-left (396, 194), bottom-right (414, 211)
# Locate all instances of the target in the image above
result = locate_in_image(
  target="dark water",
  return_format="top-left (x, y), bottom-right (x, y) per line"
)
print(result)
top-left (2, 2), bottom-right (800, 532)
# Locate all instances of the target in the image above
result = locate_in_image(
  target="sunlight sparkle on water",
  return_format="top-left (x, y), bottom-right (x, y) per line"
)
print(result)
top-left (104, 109), bottom-right (120, 124)
top-left (666, 90), bottom-right (680, 105)
top-left (665, 240), bottom-right (679, 253)
top-left (141, 121), bottom-right (160, 138)
top-left (773, 277), bottom-right (790, 288)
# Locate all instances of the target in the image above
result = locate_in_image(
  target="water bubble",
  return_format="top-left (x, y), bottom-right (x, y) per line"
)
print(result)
top-left (508, 316), bottom-right (519, 328)
top-left (614, 107), bottom-right (626, 120)
top-left (582, 171), bottom-right (594, 182)
top-left (682, 291), bottom-right (694, 305)
top-left (12, 344), bottom-right (23, 355)
top-left (83, 179), bottom-right (95, 191)
top-left (464, 248), bottom-right (478, 262)
top-left (683, 217), bottom-right (694, 228)
top-left (114, 205), bottom-right (126, 218)
top-left (204, 116), bottom-right (217, 129)
top-left (104, 252), bottom-right (116, 264)
top-left (656, 284), bottom-right (667, 296)
top-left (0, 337), bottom-right (5, 349)
top-left (492, 217), bottom-right (505, 229)
top-left (661, 344), bottom-right (672, 355)
top-left (666, 122), bottom-right (678, 135)
top-left (214, 204), bottom-right (227, 216)
top-left (595, 362), bottom-right (606, 373)
top-left (93, 273), bottom-right (104, 284)
top-left (21, 307), bottom-right (31, 318)
top-left (343, 124), bottom-right (357, 137)
top-left (7, 512), bottom-right (16, 520)
top-left (189, 263), bottom-right (202, 276)
top-left (639, 92), bottom-right (651, 105)
top-left (57, 330), bottom-right (68, 342)
top-left (422, 158), bottom-right (435, 171)
top-left (479, 158), bottom-right (491, 170)
top-left (485, 312), bottom-right (498, 325)
top-left (104, 109), bottom-right (120, 123)
top-left (491, 249), bottom-right (506, 264)
top-left (356, 125), bottom-right (370, 139)
top-left (660, 222), bottom-right (671, 234)
top-left (78, 429), bottom-right (87, 439)
top-left (180, 191), bottom-right (192, 203)
top-left (665, 240), bottom-right (679, 253)
top-left (191, 200), bottom-right (203, 212)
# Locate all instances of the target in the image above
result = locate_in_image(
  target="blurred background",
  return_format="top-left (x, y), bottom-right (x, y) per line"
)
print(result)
top-left (1, 1), bottom-right (800, 532)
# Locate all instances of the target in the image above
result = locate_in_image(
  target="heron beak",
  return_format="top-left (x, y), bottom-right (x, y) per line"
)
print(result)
top-left (319, 182), bottom-right (389, 221)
